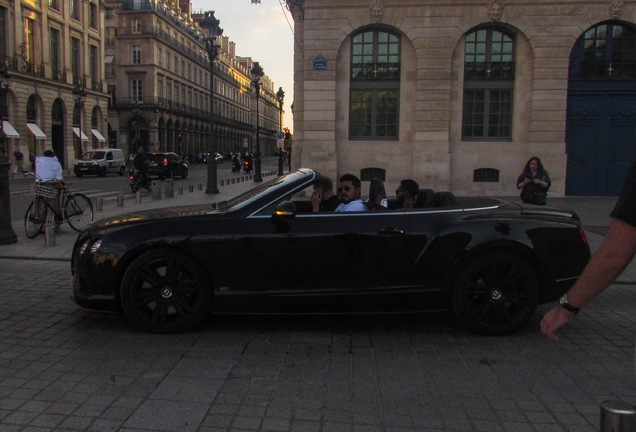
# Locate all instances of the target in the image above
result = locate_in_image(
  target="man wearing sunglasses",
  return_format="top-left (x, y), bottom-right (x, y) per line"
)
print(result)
top-left (334, 174), bottom-right (367, 212)
top-left (396, 179), bottom-right (419, 209)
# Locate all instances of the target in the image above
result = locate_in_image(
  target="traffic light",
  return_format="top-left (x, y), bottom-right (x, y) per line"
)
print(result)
top-left (284, 131), bottom-right (291, 141)
top-left (178, 133), bottom-right (182, 142)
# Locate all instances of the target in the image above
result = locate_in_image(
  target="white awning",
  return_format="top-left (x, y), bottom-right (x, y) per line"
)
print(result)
top-left (91, 129), bottom-right (106, 142)
top-left (2, 121), bottom-right (19, 138)
top-left (73, 127), bottom-right (89, 141)
top-left (104, 55), bottom-right (114, 63)
top-left (26, 123), bottom-right (47, 140)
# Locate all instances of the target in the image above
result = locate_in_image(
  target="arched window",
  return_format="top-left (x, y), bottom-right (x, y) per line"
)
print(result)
top-left (350, 28), bottom-right (400, 140)
top-left (462, 27), bottom-right (515, 140)
top-left (570, 22), bottom-right (636, 79)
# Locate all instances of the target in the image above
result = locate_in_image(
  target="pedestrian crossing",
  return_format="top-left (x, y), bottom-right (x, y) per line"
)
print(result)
top-left (10, 187), bottom-right (131, 201)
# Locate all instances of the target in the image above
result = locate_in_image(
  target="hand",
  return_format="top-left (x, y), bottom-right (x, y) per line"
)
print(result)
top-left (310, 191), bottom-right (321, 212)
top-left (540, 306), bottom-right (574, 341)
top-left (533, 179), bottom-right (543, 185)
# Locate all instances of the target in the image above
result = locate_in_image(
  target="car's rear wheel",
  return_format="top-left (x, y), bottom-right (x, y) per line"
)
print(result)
top-left (181, 167), bottom-right (188, 179)
top-left (452, 251), bottom-right (539, 336)
top-left (119, 166), bottom-right (126, 176)
top-left (120, 249), bottom-right (212, 333)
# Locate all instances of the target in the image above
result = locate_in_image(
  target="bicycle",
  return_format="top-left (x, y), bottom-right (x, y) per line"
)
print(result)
top-left (24, 173), bottom-right (94, 239)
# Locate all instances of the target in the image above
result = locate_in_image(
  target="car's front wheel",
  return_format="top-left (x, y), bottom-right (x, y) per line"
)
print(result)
top-left (120, 249), bottom-right (212, 333)
top-left (452, 251), bottom-right (539, 336)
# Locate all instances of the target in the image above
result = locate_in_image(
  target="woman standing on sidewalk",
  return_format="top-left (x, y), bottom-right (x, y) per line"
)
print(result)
top-left (517, 156), bottom-right (551, 205)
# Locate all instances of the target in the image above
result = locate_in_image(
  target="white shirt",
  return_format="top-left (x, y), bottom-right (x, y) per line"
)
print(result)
top-left (35, 156), bottom-right (63, 182)
top-left (334, 199), bottom-right (367, 212)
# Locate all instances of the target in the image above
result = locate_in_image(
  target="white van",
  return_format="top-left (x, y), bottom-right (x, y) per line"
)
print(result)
top-left (74, 148), bottom-right (126, 177)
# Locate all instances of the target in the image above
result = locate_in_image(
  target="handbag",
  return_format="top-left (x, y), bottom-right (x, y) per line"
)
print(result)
top-left (534, 192), bottom-right (547, 205)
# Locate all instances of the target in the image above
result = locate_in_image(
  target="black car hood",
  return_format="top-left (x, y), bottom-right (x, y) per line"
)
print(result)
top-left (90, 204), bottom-right (223, 231)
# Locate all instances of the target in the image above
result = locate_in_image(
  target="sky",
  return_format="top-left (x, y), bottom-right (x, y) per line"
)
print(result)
top-left (190, 0), bottom-right (295, 132)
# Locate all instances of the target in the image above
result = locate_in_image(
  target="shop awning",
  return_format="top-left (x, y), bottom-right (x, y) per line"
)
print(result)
top-left (73, 127), bottom-right (89, 141)
top-left (2, 121), bottom-right (19, 138)
top-left (91, 129), bottom-right (106, 142)
top-left (26, 123), bottom-right (47, 140)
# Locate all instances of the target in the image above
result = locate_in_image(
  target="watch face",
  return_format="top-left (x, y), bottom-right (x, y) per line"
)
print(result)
top-left (559, 294), bottom-right (567, 305)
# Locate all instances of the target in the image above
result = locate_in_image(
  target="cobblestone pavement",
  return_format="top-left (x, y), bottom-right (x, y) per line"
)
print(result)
top-left (1, 257), bottom-right (636, 432)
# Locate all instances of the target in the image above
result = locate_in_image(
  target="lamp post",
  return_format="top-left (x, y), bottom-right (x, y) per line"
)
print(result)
top-left (251, 62), bottom-right (264, 182)
top-left (200, 10), bottom-right (223, 194)
top-left (72, 85), bottom-right (87, 156)
top-left (0, 65), bottom-right (17, 245)
top-left (131, 100), bottom-right (141, 152)
top-left (276, 87), bottom-right (284, 176)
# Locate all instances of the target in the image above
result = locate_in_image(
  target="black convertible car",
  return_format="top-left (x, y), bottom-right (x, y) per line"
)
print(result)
top-left (72, 169), bottom-right (590, 335)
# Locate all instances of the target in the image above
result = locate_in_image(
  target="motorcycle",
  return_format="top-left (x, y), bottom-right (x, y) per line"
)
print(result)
top-left (232, 159), bottom-right (241, 173)
top-left (129, 170), bottom-right (152, 193)
top-left (243, 159), bottom-right (253, 174)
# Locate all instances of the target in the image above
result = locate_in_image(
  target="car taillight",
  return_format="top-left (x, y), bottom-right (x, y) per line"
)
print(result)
top-left (164, 158), bottom-right (168, 163)
top-left (579, 228), bottom-right (588, 246)
top-left (129, 175), bottom-right (134, 180)
top-left (245, 162), bottom-right (248, 165)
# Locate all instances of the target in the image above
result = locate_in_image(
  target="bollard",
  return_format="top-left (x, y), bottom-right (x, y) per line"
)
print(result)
top-left (178, 185), bottom-right (183, 195)
top-left (136, 191), bottom-right (142, 202)
top-left (221, 179), bottom-right (225, 186)
top-left (117, 193), bottom-right (124, 207)
top-left (601, 401), bottom-right (636, 432)
top-left (189, 184), bottom-right (194, 193)
top-left (198, 182), bottom-right (203, 191)
top-left (45, 225), bottom-right (56, 246)
top-left (151, 180), bottom-right (161, 200)
top-left (232, 178), bottom-right (236, 184)
top-left (165, 178), bottom-right (174, 198)
top-left (95, 197), bottom-right (103, 211)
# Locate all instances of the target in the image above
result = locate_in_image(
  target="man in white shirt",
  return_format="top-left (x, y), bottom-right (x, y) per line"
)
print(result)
top-left (334, 174), bottom-right (367, 212)
top-left (35, 150), bottom-right (67, 220)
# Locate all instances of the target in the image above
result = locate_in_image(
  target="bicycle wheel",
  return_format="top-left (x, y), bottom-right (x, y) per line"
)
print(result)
top-left (25, 197), bottom-right (47, 239)
top-left (64, 193), bottom-right (94, 232)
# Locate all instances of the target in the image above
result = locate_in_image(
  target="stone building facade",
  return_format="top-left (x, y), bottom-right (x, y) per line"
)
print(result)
top-left (0, 0), bottom-right (109, 170)
top-left (105, 0), bottom-right (282, 161)
top-left (286, 0), bottom-right (636, 197)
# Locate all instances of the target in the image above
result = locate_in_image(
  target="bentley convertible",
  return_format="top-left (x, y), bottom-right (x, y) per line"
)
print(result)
top-left (72, 168), bottom-right (591, 335)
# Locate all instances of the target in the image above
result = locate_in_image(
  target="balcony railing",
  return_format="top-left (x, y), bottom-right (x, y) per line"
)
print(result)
top-left (121, 0), bottom-right (202, 40)
top-left (464, 62), bottom-right (516, 80)
top-left (51, 69), bottom-right (67, 83)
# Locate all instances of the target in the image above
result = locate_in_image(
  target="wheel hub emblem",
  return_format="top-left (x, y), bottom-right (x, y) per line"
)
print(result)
top-left (491, 289), bottom-right (502, 300)
top-left (161, 287), bottom-right (173, 299)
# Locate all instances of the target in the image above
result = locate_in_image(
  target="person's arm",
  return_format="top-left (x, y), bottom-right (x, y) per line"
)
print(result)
top-left (540, 217), bottom-right (636, 341)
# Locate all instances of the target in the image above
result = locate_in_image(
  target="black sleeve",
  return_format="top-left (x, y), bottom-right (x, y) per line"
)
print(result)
top-left (610, 159), bottom-right (636, 228)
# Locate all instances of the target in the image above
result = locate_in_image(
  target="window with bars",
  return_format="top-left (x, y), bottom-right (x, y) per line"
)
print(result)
top-left (462, 28), bottom-right (515, 140)
top-left (350, 29), bottom-right (400, 140)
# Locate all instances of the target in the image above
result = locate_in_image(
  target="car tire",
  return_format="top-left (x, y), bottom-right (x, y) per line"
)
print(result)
top-left (451, 251), bottom-right (540, 336)
top-left (120, 249), bottom-right (212, 333)
top-left (119, 166), bottom-right (126, 176)
top-left (98, 167), bottom-right (107, 177)
top-left (76, 173), bottom-right (83, 178)
top-left (181, 167), bottom-right (188, 179)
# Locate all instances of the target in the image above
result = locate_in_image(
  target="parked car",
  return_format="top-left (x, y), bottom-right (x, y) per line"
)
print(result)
top-left (74, 148), bottom-right (126, 177)
top-left (146, 152), bottom-right (188, 179)
top-left (201, 152), bottom-right (223, 164)
top-left (71, 168), bottom-right (590, 335)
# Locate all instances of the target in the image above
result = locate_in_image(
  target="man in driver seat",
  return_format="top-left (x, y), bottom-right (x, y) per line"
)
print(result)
top-left (335, 174), bottom-right (367, 212)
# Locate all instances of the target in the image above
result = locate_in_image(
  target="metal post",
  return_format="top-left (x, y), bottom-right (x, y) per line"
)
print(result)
top-left (601, 401), bottom-right (636, 432)
top-left (136, 191), bottom-right (142, 202)
top-left (117, 193), bottom-right (124, 206)
top-left (96, 197), bottom-right (103, 211)
top-left (45, 226), bottom-right (56, 246)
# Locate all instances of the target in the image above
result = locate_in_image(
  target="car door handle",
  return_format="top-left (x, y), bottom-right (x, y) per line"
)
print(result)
top-left (377, 228), bottom-right (405, 236)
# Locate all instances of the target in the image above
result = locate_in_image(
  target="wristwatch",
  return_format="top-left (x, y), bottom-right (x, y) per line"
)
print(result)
top-left (559, 294), bottom-right (580, 315)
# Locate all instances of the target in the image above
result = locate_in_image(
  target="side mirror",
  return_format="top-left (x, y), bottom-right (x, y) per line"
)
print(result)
top-left (272, 201), bottom-right (296, 220)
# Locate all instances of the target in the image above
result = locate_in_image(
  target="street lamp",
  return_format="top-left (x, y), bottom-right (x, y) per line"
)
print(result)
top-left (251, 62), bottom-right (264, 182)
top-left (276, 87), bottom-right (284, 176)
top-left (200, 10), bottom-right (223, 194)
top-left (72, 85), bottom-right (87, 156)
top-left (0, 64), bottom-right (17, 245)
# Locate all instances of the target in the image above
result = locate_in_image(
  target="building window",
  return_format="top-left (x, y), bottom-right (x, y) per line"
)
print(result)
top-left (90, 45), bottom-right (98, 85)
top-left (462, 28), bottom-right (515, 140)
top-left (49, 0), bottom-right (60, 11)
top-left (0, 7), bottom-right (5, 60)
top-left (132, 79), bottom-right (143, 102)
top-left (158, 47), bottom-right (162, 66)
top-left (473, 168), bottom-right (500, 182)
top-left (50, 28), bottom-right (60, 75)
top-left (174, 55), bottom-right (178, 73)
top-left (89, 3), bottom-right (97, 29)
top-left (349, 29), bottom-right (400, 140)
top-left (71, 37), bottom-right (81, 84)
top-left (158, 80), bottom-right (163, 99)
top-left (132, 19), bottom-right (141, 34)
top-left (132, 44), bottom-right (141, 64)
top-left (570, 22), bottom-right (636, 79)
top-left (106, 8), bottom-right (114, 20)
top-left (181, 60), bottom-right (185, 77)
top-left (71, 0), bottom-right (80, 20)
top-left (25, 18), bottom-right (35, 64)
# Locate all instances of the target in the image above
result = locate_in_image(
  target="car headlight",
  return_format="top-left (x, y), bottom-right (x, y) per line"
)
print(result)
top-left (79, 239), bottom-right (90, 255)
top-left (90, 239), bottom-right (102, 253)
top-left (79, 239), bottom-right (102, 255)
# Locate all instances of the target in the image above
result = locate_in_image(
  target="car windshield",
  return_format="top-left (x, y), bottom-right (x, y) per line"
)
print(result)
top-left (81, 151), bottom-right (105, 160)
top-left (147, 154), bottom-right (167, 162)
top-left (216, 170), bottom-right (315, 213)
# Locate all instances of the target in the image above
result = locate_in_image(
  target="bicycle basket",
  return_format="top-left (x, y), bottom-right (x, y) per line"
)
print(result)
top-left (35, 185), bottom-right (58, 198)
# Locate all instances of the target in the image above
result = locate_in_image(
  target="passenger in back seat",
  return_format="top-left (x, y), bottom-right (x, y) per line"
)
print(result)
top-left (395, 179), bottom-right (419, 209)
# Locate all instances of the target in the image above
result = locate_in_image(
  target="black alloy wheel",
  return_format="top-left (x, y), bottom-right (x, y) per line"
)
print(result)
top-left (120, 249), bottom-right (212, 333)
top-left (119, 166), bottom-right (126, 176)
top-left (451, 251), bottom-right (540, 335)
